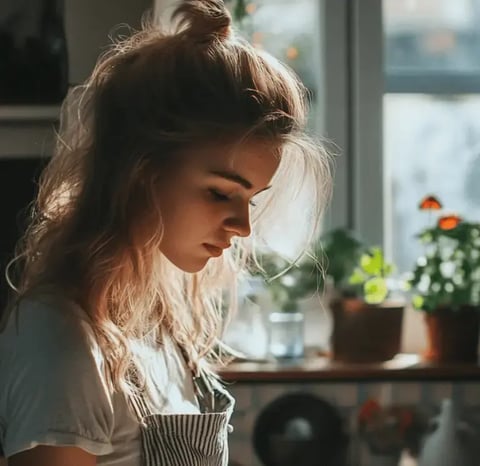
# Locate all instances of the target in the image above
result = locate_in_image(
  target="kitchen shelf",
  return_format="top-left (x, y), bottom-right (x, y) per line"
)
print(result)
top-left (219, 353), bottom-right (480, 383)
top-left (0, 105), bottom-right (61, 122)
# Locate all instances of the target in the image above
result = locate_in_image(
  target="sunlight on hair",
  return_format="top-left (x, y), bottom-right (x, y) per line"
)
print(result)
top-left (4, 0), bottom-right (332, 405)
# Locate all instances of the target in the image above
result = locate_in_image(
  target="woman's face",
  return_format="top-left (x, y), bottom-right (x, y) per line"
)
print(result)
top-left (157, 138), bottom-right (280, 273)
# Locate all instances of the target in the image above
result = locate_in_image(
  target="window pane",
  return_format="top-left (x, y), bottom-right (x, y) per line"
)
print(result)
top-left (384, 0), bottom-right (480, 74)
top-left (384, 94), bottom-right (480, 272)
top-left (231, 0), bottom-right (320, 132)
top-left (383, 0), bottom-right (480, 273)
top-left (230, 0), bottom-right (321, 257)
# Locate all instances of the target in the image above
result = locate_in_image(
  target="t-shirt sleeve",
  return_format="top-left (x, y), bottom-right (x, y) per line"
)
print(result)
top-left (0, 297), bottom-right (115, 458)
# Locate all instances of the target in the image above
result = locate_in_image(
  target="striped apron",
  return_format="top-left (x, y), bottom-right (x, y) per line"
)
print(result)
top-left (129, 361), bottom-right (235, 466)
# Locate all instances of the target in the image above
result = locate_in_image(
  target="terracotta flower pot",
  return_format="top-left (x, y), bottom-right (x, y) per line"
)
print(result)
top-left (423, 306), bottom-right (480, 363)
top-left (330, 298), bottom-right (404, 363)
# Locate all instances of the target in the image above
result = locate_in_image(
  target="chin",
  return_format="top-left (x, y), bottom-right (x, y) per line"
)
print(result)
top-left (163, 255), bottom-right (209, 274)
top-left (182, 261), bottom-right (209, 274)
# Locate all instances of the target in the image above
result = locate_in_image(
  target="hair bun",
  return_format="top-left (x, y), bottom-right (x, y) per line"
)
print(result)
top-left (172, 0), bottom-right (232, 43)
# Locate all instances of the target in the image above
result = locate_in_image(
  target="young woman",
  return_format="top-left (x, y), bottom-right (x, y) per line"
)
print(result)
top-left (0, 0), bottom-right (332, 465)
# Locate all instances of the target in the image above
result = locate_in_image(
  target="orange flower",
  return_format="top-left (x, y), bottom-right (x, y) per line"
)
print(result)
top-left (252, 31), bottom-right (264, 43)
top-left (286, 46), bottom-right (299, 60)
top-left (438, 214), bottom-right (462, 230)
top-left (419, 195), bottom-right (442, 210)
top-left (358, 399), bottom-right (381, 423)
top-left (398, 410), bottom-right (413, 432)
top-left (245, 2), bottom-right (257, 14)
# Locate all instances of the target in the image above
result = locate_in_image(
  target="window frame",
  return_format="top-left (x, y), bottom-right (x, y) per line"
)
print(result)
top-left (320, 0), bottom-right (384, 248)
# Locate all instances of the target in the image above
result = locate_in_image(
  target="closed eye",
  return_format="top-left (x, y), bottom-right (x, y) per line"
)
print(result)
top-left (209, 189), bottom-right (231, 202)
top-left (209, 189), bottom-right (257, 207)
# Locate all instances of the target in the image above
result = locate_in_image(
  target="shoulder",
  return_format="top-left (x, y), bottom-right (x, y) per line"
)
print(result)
top-left (1, 293), bottom-right (96, 356)
top-left (0, 294), bottom-right (115, 458)
top-left (0, 292), bottom-right (108, 396)
top-left (0, 292), bottom-right (108, 390)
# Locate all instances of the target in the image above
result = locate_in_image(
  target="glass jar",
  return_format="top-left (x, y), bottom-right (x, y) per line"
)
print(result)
top-left (268, 311), bottom-right (304, 359)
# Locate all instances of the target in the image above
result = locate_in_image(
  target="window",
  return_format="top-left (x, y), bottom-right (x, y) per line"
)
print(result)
top-left (232, 0), bottom-right (322, 132)
top-left (229, 0), bottom-right (329, 257)
top-left (383, 0), bottom-right (480, 273)
top-left (346, 0), bottom-right (480, 352)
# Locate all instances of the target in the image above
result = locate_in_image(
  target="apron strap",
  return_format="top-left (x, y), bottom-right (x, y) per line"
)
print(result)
top-left (176, 345), bottom-right (235, 415)
top-left (127, 367), bottom-right (152, 423)
top-left (126, 343), bottom-right (219, 421)
top-left (177, 344), bottom-right (217, 414)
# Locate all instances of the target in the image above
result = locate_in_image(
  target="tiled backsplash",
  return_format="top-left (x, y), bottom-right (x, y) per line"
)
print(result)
top-left (228, 380), bottom-right (480, 466)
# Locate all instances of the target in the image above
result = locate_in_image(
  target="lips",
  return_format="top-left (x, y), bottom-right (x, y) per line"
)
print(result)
top-left (203, 243), bottom-right (230, 257)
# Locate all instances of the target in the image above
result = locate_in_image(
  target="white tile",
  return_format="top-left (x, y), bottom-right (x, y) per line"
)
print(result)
top-left (459, 382), bottom-right (480, 406)
top-left (229, 438), bottom-right (253, 466)
top-left (391, 383), bottom-right (422, 404)
top-left (311, 383), bottom-right (358, 407)
top-left (229, 385), bottom-right (254, 411)
top-left (428, 383), bottom-right (453, 403)
top-left (254, 384), bottom-right (291, 407)
top-left (233, 411), bottom-right (257, 437)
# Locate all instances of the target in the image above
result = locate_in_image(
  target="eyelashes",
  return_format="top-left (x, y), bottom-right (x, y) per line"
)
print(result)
top-left (209, 189), bottom-right (257, 207)
top-left (209, 189), bottom-right (230, 202)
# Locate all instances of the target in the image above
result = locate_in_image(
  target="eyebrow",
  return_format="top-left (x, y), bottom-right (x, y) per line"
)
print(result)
top-left (209, 169), bottom-right (272, 194)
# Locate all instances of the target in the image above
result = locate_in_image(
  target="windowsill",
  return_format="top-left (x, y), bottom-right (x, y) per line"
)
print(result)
top-left (0, 111), bottom-right (57, 158)
top-left (0, 105), bottom-right (60, 122)
top-left (219, 352), bottom-right (480, 383)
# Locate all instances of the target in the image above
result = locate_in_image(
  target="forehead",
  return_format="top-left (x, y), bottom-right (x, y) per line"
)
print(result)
top-left (180, 138), bottom-right (281, 182)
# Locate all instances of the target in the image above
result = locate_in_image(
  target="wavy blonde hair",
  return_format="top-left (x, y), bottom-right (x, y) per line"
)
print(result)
top-left (2, 0), bottom-right (332, 396)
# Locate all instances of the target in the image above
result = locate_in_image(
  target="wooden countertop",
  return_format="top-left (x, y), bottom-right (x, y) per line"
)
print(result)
top-left (219, 353), bottom-right (480, 383)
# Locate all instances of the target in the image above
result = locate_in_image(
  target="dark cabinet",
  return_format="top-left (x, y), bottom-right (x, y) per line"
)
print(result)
top-left (0, 157), bottom-right (47, 309)
top-left (0, 0), bottom-right (68, 104)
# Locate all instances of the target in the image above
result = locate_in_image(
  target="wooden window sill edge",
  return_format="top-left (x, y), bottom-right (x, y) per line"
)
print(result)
top-left (218, 353), bottom-right (480, 383)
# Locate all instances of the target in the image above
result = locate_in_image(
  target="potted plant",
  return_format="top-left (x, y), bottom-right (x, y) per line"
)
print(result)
top-left (409, 195), bottom-right (480, 363)
top-left (327, 234), bottom-right (406, 363)
top-left (253, 228), bottom-right (406, 362)
top-left (318, 227), bottom-right (364, 298)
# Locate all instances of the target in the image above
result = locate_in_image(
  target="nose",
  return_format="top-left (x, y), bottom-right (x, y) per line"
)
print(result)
top-left (224, 203), bottom-right (252, 238)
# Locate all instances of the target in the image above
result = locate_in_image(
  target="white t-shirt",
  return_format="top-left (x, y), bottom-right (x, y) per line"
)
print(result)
top-left (0, 294), bottom-right (200, 465)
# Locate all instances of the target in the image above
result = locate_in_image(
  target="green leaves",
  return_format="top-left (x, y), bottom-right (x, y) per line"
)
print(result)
top-left (321, 228), bottom-right (363, 290)
top-left (348, 247), bottom-right (395, 304)
top-left (361, 248), bottom-right (382, 275)
top-left (233, 0), bottom-right (248, 22)
top-left (360, 247), bottom-right (394, 276)
top-left (364, 278), bottom-right (389, 304)
top-left (412, 295), bottom-right (424, 310)
top-left (410, 220), bottom-right (480, 312)
top-left (251, 249), bottom-right (322, 312)
top-left (253, 230), bottom-right (399, 311)
top-left (349, 269), bottom-right (365, 285)
top-left (225, 0), bottom-right (247, 23)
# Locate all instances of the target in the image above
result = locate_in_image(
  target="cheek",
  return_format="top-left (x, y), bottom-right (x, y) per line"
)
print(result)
top-left (168, 197), bottom-right (224, 236)
top-left (159, 184), bottom-right (228, 238)
top-left (195, 189), bottom-right (228, 218)
top-left (195, 199), bottom-right (227, 225)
